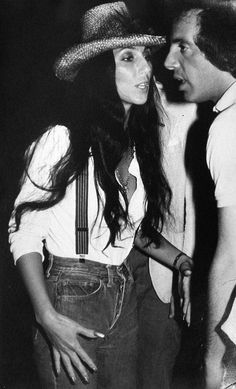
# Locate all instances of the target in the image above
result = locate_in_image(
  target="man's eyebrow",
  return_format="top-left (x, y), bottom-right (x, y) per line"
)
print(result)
top-left (171, 38), bottom-right (181, 43)
top-left (171, 38), bottom-right (191, 45)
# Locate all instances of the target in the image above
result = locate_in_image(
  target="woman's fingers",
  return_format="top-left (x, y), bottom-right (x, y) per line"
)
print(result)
top-left (52, 346), bottom-right (61, 375)
top-left (74, 342), bottom-right (97, 372)
top-left (46, 314), bottom-right (105, 382)
top-left (179, 260), bottom-right (192, 275)
top-left (76, 323), bottom-right (104, 339)
top-left (69, 351), bottom-right (90, 383)
top-left (169, 295), bottom-right (175, 319)
top-left (52, 343), bottom-right (93, 383)
top-left (52, 322), bottom-right (103, 382)
top-left (75, 323), bottom-right (104, 371)
top-left (58, 344), bottom-right (97, 383)
top-left (185, 303), bottom-right (191, 326)
top-left (178, 271), bottom-right (192, 325)
top-left (182, 286), bottom-right (191, 325)
top-left (60, 352), bottom-right (77, 383)
top-left (60, 351), bottom-right (91, 384)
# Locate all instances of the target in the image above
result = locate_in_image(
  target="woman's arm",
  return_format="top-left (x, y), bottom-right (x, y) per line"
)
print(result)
top-left (134, 230), bottom-right (193, 272)
top-left (17, 253), bottom-right (104, 384)
top-left (134, 230), bottom-right (193, 324)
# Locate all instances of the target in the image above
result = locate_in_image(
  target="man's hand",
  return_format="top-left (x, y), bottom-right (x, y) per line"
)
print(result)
top-left (39, 310), bottom-right (104, 384)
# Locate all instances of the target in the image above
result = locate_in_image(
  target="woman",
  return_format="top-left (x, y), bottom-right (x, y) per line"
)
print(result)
top-left (9, 2), bottom-right (192, 388)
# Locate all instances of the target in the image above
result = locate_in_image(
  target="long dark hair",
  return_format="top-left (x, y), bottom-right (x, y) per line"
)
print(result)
top-left (15, 47), bottom-right (171, 248)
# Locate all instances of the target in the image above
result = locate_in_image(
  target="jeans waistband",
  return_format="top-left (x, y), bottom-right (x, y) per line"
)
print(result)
top-left (46, 254), bottom-right (131, 282)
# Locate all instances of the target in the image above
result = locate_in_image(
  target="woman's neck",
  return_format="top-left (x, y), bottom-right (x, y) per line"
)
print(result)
top-left (123, 105), bottom-right (131, 129)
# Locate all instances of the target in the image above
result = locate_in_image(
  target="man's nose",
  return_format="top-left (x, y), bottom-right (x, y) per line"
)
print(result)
top-left (164, 50), bottom-right (178, 70)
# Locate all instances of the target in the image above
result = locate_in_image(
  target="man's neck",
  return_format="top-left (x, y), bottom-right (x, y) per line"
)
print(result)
top-left (213, 74), bottom-right (236, 104)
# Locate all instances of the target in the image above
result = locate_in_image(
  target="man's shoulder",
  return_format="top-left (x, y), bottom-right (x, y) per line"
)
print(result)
top-left (218, 101), bottom-right (236, 117)
top-left (210, 102), bottom-right (236, 135)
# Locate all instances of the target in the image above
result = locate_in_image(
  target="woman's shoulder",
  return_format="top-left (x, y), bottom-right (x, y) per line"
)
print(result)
top-left (25, 125), bottom-right (71, 185)
top-left (36, 124), bottom-right (70, 153)
top-left (28, 125), bottom-right (70, 162)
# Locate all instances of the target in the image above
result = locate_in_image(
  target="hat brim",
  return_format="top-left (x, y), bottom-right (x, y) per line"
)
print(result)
top-left (54, 34), bottom-right (166, 81)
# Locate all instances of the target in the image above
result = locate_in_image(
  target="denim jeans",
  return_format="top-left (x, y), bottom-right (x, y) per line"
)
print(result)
top-left (129, 248), bottom-right (181, 389)
top-left (33, 254), bottom-right (138, 389)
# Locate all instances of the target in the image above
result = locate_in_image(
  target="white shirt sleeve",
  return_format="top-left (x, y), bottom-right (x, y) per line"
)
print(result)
top-left (9, 125), bottom-right (70, 263)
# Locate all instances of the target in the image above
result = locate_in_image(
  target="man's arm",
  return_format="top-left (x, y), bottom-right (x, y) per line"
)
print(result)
top-left (205, 205), bottom-right (236, 389)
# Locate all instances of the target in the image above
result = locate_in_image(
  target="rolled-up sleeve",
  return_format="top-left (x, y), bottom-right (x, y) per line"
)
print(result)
top-left (9, 210), bottom-right (49, 262)
top-left (9, 125), bottom-right (70, 263)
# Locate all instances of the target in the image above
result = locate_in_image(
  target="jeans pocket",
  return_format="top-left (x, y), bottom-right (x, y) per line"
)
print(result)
top-left (57, 277), bottom-right (103, 300)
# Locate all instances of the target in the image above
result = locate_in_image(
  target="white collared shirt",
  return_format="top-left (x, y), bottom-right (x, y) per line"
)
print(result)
top-left (206, 81), bottom-right (236, 344)
top-left (9, 125), bottom-right (146, 265)
top-left (207, 81), bottom-right (236, 207)
top-left (149, 82), bottom-right (197, 302)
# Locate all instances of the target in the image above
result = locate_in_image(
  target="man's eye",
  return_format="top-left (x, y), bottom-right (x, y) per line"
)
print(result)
top-left (179, 44), bottom-right (188, 53)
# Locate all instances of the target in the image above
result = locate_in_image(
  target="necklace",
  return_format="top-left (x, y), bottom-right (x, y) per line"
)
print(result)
top-left (116, 146), bottom-right (134, 195)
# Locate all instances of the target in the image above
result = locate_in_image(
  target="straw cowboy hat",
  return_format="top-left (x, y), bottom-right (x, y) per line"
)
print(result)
top-left (54, 1), bottom-right (166, 81)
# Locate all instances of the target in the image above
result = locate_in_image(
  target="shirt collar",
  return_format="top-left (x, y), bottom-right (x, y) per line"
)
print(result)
top-left (213, 81), bottom-right (236, 113)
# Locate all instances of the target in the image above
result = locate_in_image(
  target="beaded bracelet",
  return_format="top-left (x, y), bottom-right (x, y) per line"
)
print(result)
top-left (173, 252), bottom-right (187, 269)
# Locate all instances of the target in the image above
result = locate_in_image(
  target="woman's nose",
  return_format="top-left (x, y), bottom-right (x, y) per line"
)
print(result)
top-left (138, 57), bottom-right (152, 77)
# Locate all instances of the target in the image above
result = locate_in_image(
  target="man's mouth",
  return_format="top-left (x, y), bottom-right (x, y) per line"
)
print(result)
top-left (174, 76), bottom-right (186, 84)
top-left (173, 75), bottom-right (189, 92)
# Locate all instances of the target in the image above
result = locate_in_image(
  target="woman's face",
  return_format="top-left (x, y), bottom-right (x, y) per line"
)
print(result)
top-left (113, 46), bottom-right (152, 114)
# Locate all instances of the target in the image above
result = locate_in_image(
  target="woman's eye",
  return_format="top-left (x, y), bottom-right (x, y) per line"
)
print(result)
top-left (144, 49), bottom-right (151, 61)
top-left (122, 55), bottom-right (133, 62)
top-left (144, 53), bottom-right (151, 61)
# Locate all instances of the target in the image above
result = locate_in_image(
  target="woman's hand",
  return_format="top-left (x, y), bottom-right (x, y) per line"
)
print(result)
top-left (134, 231), bottom-right (193, 324)
top-left (178, 261), bottom-right (192, 325)
top-left (16, 254), bottom-right (105, 384)
top-left (168, 258), bottom-right (193, 325)
top-left (39, 309), bottom-right (104, 384)
top-left (177, 256), bottom-right (193, 325)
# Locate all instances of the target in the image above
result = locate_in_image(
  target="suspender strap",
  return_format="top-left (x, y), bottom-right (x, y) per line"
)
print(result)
top-left (75, 162), bottom-right (88, 254)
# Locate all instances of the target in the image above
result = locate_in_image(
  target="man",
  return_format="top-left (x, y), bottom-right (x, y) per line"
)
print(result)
top-left (132, 71), bottom-right (197, 389)
top-left (165, 4), bottom-right (236, 389)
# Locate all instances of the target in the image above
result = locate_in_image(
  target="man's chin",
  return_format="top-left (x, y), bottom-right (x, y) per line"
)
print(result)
top-left (183, 91), bottom-right (194, 102)
top-left (183, 91), bottom-right (202, 103)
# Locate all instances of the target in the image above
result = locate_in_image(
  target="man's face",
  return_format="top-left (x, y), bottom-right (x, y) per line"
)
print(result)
top-left (164, 11), bottom-right (221, 103)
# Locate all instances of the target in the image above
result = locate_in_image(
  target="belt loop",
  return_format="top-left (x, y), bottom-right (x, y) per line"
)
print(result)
top-left (79, 255), bottom-right (86, 263)
top-left (106, 265), bottom-right (114, 287)
top-left (45, 253), bottom-right (54, 278)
